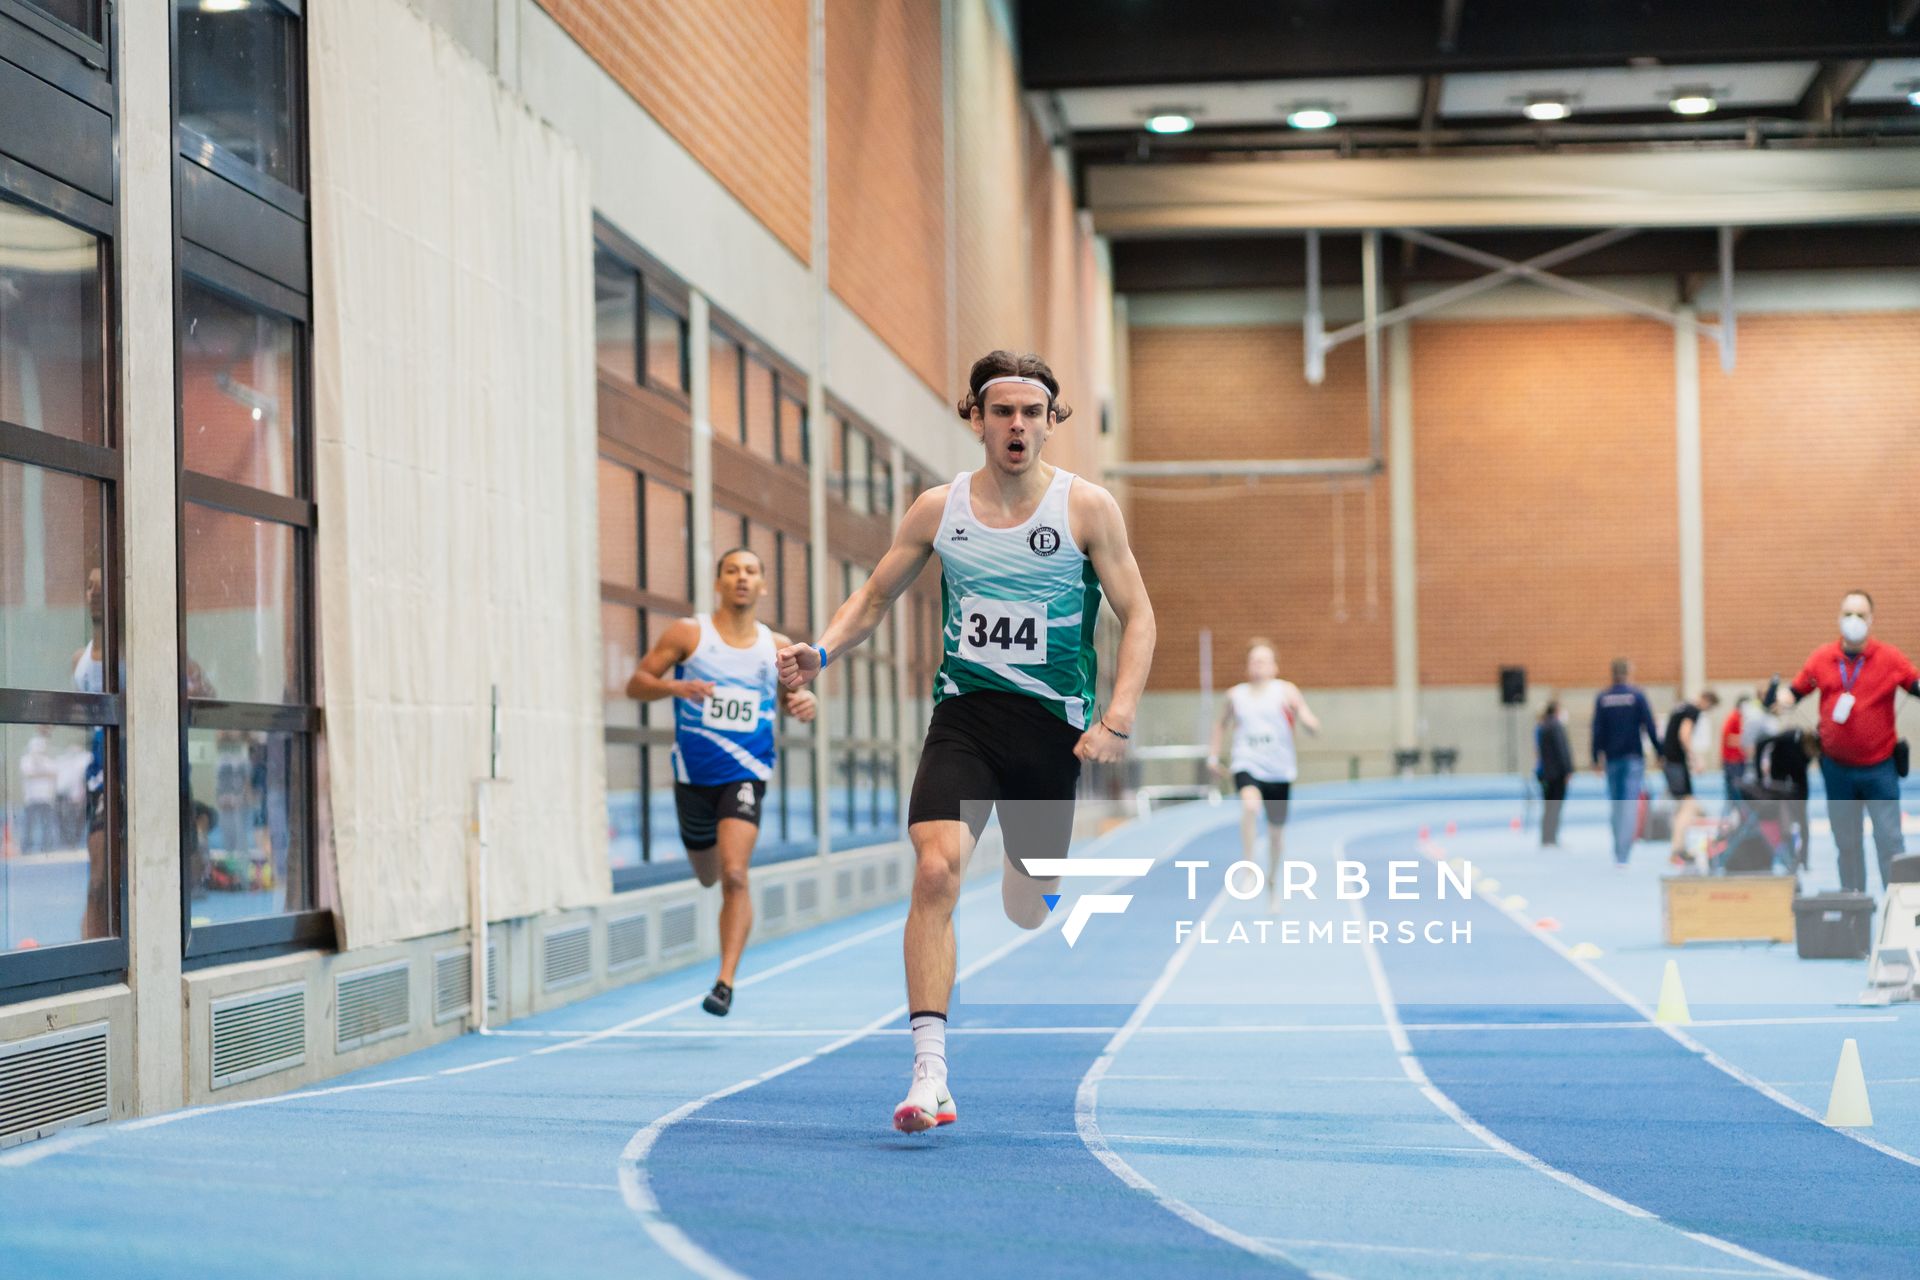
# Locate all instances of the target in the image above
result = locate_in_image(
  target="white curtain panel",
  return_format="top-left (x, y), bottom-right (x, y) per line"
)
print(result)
top-left (310, 0), bottom-right (608, 949)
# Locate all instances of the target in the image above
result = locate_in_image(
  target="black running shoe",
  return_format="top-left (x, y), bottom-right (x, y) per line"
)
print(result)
top-left (702, 981), bottom-right (732, 1017)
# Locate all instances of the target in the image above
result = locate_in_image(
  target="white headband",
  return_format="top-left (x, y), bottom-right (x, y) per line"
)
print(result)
top-left (977, 375), bottom-right (1054, 401)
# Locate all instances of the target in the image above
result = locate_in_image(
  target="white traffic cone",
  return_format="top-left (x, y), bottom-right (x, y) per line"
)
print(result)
top-left (1824, 1038), bottom-right (1873, 1127)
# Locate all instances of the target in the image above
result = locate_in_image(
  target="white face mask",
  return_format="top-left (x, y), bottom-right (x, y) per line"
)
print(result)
top-left (1839, 614), bottom-right (1869, 645)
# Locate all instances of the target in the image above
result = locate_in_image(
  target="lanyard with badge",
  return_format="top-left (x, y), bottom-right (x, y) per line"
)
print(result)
top-left (1833, 654), bottom-right (1865, 724)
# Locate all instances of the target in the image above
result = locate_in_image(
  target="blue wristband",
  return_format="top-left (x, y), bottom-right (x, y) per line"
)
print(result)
top-left (815, 644), bottom-right (830, 670)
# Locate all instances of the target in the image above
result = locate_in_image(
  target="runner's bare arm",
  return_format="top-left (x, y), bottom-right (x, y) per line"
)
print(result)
top-left (776, 487), bottom-right (944, 689)
top-left (1288, 683), bottom-right (1322, 735)
top-left (627, 618), bottom-right (709, 702)
top-left (1208, 696), bottom-right (1235, 776)
top-left (1072, 481), bottom-right (1155, 763)
top-left (769, 632), bottom-right (818, 721)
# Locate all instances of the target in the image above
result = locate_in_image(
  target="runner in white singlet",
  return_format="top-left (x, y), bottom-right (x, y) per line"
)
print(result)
top-left (1209, 638), bottom-right (1320, 904)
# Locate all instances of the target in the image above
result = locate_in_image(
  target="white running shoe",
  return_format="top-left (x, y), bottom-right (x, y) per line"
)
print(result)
top-left (892, 1060), bottom-right (957, 1133)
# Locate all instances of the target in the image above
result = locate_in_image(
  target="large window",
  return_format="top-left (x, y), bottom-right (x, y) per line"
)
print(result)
top-left (174, 0), bottom-right (325, 963)
top-left (829, 560), bottom-right (899, 847)
top-left (594, 225), bottom-right (695, 890)
top-left (824, 414), bottom-right (904, 848)
top-left (1, 1), bottom-right (123, 1001)
top-left (175, 0), bottom-right (302, 194)
top-left (902, 462), bottom-right (943, 742)
top-left (710, 322), bottom-right (807, 470)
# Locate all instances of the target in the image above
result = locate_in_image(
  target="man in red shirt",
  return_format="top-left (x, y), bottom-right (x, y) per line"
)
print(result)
top-left (1719, 697), bottom-right (1747, 814)
top-left (1785, 590), bottom-right (1920, 892)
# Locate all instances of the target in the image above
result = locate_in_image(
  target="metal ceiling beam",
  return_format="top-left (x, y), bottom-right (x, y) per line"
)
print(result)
top-left (1800, 59), bottom-right (1873, 126)
top-left (1436, 0), bottom-right (1466, 53)
top-left (1102, 458), bottom-right (1381, 479)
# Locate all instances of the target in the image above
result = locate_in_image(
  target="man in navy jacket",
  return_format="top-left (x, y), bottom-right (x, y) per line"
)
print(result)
top-left (1592, 658), bottom-right (1662, 867)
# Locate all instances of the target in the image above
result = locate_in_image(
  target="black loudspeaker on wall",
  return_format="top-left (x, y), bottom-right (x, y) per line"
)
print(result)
top-left (1499, 666), bottom-right (1528, 705)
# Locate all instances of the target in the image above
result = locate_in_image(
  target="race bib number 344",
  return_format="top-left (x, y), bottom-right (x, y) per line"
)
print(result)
top-left (702, 686), bottom-right (764, 732)
top-left (957, 597), bottom-right (1047, 666)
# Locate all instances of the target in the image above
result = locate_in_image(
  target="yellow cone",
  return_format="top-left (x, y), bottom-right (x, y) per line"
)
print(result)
top-left (1654, 959), bottom-right (1691, 1025)
top-left (1477, 877), bottom-right (1502, 894)
top-left (1825, 1038), bottom-right (1873, 1127)
top-left (1502, 895), bottom-right (1528, 911)
top-left (1568, 942), bottom-right (1604, 959)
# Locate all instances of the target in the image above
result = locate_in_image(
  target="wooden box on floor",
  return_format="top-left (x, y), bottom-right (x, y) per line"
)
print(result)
top-left (1661, 875), bottom-right (1796, 945)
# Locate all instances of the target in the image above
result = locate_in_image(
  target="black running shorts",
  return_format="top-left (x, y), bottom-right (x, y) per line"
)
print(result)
top-left (908, 691), bottom-right (1082, 868)
top-left (1662, 760), bottom-right (1693, 800)
top-left (1232, 772), bottom-right (1292, 826)
top-left (675, 779), bottom-right (767, 851)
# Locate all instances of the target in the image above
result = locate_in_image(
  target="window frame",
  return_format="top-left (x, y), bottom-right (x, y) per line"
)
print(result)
top-left (0, 9), bottom-right (127, 1002)
top-left (172, 0), bottom-right (308, 209)
top-left (709, 309), bottom-right (807, 471)
top-left (172, 0), bottom-right (331, 966)
top-left (594, 221), bottom-right (700, 893)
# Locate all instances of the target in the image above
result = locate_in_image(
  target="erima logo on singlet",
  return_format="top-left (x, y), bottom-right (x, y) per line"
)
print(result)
top-left (950, 527), bottom-right (968, 541)
top-left (1028, 526), bottom-right (1060, 556)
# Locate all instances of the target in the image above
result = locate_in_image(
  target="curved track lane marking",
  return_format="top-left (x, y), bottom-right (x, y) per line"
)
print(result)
top-left (616, 820), bottom-right (1168, 1280)
top-left (1343, 834), bottom-right (1825, 1280)
top-left (1071, 861), bottom-right (1336, 1277)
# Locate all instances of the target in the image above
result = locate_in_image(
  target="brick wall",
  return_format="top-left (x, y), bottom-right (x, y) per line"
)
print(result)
top-left (826, 0), bottom-right (945, 394)
top-left (1414, 316), bottom-right (1679, 690)
top-left (1129, 305), bottom-right (1920, 700)
top-left (950, 0), bottom-right (1028, 396)
top-left (1700, 310), bottom-right (1920, 680)
top-left (1127, 325), bottom-right (1390, 690)
top-left (537, 0), bottom-right (811, 262)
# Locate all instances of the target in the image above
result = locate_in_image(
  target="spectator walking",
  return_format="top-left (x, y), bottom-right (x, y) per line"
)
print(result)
top-left (1661, 691), bottom-right (1720, 866)
top-left (1534, 700), bottom-right (1573, 847)
top-left (1592, 658), bottom-right (1663, 868)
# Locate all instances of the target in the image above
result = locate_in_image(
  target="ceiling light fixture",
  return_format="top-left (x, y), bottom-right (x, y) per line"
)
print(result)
top-left (1907, 84), bottom-right (1920, 108)
top-left (1143, 112), bottom-right (1195, 134)
top-left (200, 0), bottom-right (252, 11)
top-left (1668, 90), bottom-right (1717, 116)
top-left (1286, 106), bottom-right (1338, 130)
top-left (1522, 96), bottom-right (1571, 122)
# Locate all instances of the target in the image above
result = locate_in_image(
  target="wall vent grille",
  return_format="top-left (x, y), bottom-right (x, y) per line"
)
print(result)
top-left (336, 962), bottom-right (411, 1054)
top-left (211, 984), bottom-right (306, 1090)
top-left (1, 1022), bottom-right (111, 1148)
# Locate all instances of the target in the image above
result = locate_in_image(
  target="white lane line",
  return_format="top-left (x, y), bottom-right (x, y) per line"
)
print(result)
top-left (1348, 892), bottom-right (1825, 1280)
top-left (1254, 1236), bottom-right (1776, 1277)
top-left (617, 819), bottom-right (1167, 1280)
top-left (532, 881), bottom-right (997, 1057)
top-left (19, 866), bottom-right (997, 1159)
top-left (438, 1056), bottom-right (517, 1076)
top-left (1464, 853), bottom-right (1920, 1171)
top-left (0, 1126), bottom-right (112, 1167)
top-left (619, 918), bottom-right (1069, 1280)
top-left (121, 1076), bottom-right (433, 1131)
top-left (1071, 830), bottom-right (1323, 1277)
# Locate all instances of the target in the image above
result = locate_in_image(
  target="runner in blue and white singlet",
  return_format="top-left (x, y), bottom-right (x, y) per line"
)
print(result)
top-left (628, 548), bottom-right (817, 1018)
top-left (670, 614), bottom-right (779, 787)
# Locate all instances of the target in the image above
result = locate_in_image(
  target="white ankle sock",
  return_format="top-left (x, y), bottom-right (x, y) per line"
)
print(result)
top-left (909, 1011), bottom-right (947, 1077)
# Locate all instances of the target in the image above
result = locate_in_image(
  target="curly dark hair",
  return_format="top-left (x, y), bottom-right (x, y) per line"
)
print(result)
top-left (955, 350), bottom-right (1073, 423)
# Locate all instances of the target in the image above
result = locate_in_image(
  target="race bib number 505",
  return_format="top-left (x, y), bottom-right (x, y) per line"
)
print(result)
top-left (702, 686), bottom-right (764, 732)
top-left (957, 597), bottom-right (1047, 665)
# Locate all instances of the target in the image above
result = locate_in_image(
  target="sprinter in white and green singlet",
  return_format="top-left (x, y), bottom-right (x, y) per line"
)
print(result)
top-left (777, 350), bottom-right (1157, 1136)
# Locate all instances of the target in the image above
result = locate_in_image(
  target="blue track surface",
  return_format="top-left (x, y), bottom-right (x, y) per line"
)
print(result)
top-left (6, 776), bottom-right (1920, 1279)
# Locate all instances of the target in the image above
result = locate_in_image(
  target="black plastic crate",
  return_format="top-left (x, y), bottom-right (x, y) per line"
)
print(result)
top-left (1793, 892), bottom-right (1875, 960)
